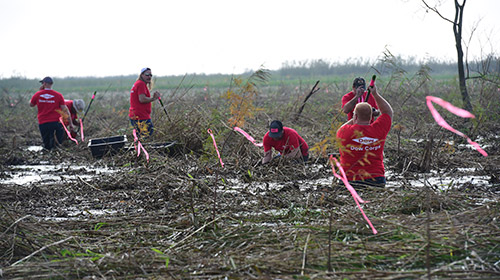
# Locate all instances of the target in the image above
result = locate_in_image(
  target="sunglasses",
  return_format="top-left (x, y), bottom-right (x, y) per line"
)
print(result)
top-left (144, 73), bottom-right (153, 77)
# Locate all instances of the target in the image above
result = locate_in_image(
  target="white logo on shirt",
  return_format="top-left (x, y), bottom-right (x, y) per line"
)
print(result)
top-left (40, 93), bottom-right (55, 99)
top-left (353, 137), bottom-right (378, 145)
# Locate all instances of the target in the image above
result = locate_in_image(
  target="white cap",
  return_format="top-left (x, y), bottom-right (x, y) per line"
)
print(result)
top-left (73, 99), bottom-right (85, 112)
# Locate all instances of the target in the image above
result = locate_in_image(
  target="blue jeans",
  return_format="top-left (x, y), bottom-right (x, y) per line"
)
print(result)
top-left (302, 154), bottom-right (309, 163)
top-left (39, 122), bottom-right (64, 150)
top-left (130, 119), bottom-right (154, 139)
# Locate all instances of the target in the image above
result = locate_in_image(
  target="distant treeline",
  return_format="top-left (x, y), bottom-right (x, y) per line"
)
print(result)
top-left (1, 56), bottom-right (498, 93)
top-left (275, 56), bottom-right (499, 78)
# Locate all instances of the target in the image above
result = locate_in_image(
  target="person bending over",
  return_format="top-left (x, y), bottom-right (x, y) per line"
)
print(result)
top-left (262, 120), bottom-right (309, 164)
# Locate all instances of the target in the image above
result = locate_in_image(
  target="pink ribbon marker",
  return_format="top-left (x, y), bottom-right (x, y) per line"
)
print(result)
top-left (133, 129), bottom-right (150, 162)
top-left (233, 127), bottom-right (263, 147)
top-left (59, 117), bottom-right (78, 145)
top-left (369, 78), bottom-right (375, 87)
top-left (329, 155), bottom-right (377, 234)
top-left (79, 118), bottom-right (84, 142)
top-left (207, 129), bottom-right (224, 168)
top-left (132, 129), bottom-right (140, 156)
top-left (426, 96), bottom-right (487, 157)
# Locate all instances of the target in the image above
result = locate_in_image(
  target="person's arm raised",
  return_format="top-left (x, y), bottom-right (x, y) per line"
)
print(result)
top-left (370, 85), bottom-right (393, 119)
top-left (342, 86), bottom-right (365, 114)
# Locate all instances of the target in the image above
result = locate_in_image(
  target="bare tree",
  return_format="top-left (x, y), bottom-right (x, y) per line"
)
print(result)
top-left (421, 0), bottom-right (473, 111)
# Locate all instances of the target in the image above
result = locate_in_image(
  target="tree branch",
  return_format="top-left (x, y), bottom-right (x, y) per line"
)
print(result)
top-left (421, 0), bottom-right (455, 25)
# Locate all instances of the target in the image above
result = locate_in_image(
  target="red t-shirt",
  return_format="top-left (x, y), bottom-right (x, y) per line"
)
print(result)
top-left (65, 100), bottom-right (77, 121)
top-left (263, 127), bottom-right (309, 156)
top-left (336, 114), bottom-right (392, 181)
top-left (341, 91), bottom-right (379, 121)
top-left (30, 89), bottom-right (66, 124)
top-left (129, 80), bottom-right (151, 120)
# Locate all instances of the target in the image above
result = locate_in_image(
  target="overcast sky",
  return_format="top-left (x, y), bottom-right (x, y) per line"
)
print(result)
top-left (0, 0), bottom-right (498, 79)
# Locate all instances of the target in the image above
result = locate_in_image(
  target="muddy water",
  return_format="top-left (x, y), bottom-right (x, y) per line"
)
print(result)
top-left (386, 168), bottom-right (490, 189)
top-left (2, 155), bottom-right (490, 192)
top-left (1, 163), bottom-right (118, 186)
top-left (1, 147), bottom-right (123, 220)
top-left (1, 155), bottom-right (492, 222)
top-left (221, 165), bottom-right (490, 194)
top-left (0, 146), bottom-right (120, 186)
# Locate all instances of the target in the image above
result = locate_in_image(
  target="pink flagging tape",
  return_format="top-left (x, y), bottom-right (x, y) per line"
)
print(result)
top-left (357, 92), bottom-right (367, 103)
top-left (331, 158), bottom-right (365, 203)
top-left (207, 129), bottom-right (224, 168)
top-left (329, 155), bottom-right (378, 234)
top-left (79, 118), bottom-right (84, 142)
top-left (133, 129), bottom-right (140, 156)
top-left (132, 129), bottom-right (150, 162)
top-left (357, 90), bottom-right (369, 103)
top-left (132, 129), bottom-right (138, 155)
top-left (59, 117), bottom-right (78, 145)
top-left (233, 127), bottom-right (263, 147)
top-left (369, 78), bottom-right (375, 87)
top-left (139, 142), bottom-right (149, 162)
top-left (426, 96), bottom-right (488, 157)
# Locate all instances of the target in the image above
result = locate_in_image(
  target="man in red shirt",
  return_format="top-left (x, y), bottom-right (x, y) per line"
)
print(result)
top-left (341, 77), bottom-right (380, 122)
top-left (336, 83), bottom-right (393, 187)
top-left (262, 120), bottom-right (309, 164)
top-left (129, 67), bottom-right (161, 139)
top-left (30, 77), bottom-right (74, 150)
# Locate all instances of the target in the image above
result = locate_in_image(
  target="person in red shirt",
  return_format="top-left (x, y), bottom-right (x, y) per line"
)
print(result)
top-left (341, 77), bottom-right (380, 122)
top-left (129, 67), bottom-right (161, 139)
top-left (30, 77), bottom-right (75, 150)
top-left (336, 83), bottom-right (393, 187)
top-left (64, 99), bottom-right (85, 126)
top-left (262, 120), bottom-right (309, 164)
top-left (64, 99), bottom-right (85, 138)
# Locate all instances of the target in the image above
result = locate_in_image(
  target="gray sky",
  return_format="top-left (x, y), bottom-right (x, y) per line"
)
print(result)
top-left (0, 0), bottom-right (498, 79)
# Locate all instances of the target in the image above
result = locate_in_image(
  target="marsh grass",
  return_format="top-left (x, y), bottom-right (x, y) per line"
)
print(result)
top-left (1, 179), bottom-right (499, 279)
top-left (1, 67), bottom-right (500, 279)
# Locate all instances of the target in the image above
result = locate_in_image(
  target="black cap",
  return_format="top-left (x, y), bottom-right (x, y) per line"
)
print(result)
top-left (39, 77), bottom-right (53, 84)
top-left (353, 77), bottom-right (366, 89)
top-left (269, 120), bottom-right (283, 138)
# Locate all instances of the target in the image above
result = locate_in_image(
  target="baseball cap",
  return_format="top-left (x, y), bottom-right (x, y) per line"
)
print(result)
top-left (73, 99), bottom-right (86, 112)
top-left (141, 67), bottom-right (151, 74)
top-left (39, 77), bottom-right (53, 84)
top-left (353, 77), bottom-right (366, 89)
top-left (269, 120), bottom-right (283, 138)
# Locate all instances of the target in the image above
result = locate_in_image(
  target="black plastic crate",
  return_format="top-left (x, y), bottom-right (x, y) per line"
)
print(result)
top-left (88, 135), bottom-right (127, 158)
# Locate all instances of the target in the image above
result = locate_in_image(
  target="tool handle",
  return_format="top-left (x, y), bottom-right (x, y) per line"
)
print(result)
top-left (365, 75), bottom-right (377, 102)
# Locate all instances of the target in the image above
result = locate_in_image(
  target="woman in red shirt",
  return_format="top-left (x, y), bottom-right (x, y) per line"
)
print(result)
top-left (63, 99), bottom-right (85, 138)
top-left (129, 68), bottom-right (161, 139)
